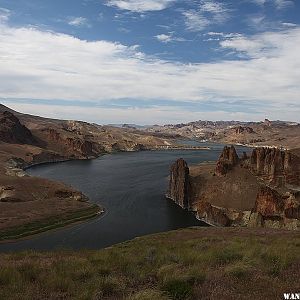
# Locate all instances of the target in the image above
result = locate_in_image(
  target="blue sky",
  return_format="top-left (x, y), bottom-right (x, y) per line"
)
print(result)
top-left (0, 0), bottom-right (299, 124)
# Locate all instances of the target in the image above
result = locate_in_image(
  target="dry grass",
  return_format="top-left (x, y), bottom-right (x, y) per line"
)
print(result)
top-left (0, 227), bottom-right (299, 300)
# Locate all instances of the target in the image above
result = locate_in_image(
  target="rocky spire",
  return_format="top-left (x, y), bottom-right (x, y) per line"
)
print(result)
top-left (167, 158), bottom-right (191, 209)
top-left (215, 145), bottom-right (239, 176)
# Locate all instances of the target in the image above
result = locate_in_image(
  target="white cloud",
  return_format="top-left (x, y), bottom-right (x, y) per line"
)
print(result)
top-left (0, 21), bottom-right (299, 122)
top-left (155, 33), bottom-right (185, 43)
top-left (105, 0), bottom-right (176, 12)
top-left (155, 33), bottom-right (172, 43)
top-left (68, 17), bottom-right (90, 27)
top-left (183, 0), bottom-right (230, 32)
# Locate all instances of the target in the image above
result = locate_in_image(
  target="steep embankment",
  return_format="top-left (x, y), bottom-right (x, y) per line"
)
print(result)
top-left (167, 146), bottom-right (300, 229)
top-left (0, 105), bottom-right (172, 240)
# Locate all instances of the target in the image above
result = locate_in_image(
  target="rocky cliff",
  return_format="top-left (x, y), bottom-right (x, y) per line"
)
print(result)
top-left (167, 158), bottom-right (191, 209)
top-left (167, 145), bottom-right (300, 230)
top-left (46, 128), bottom-right (95, 158)
top-left (250, 147), bottom-right (300, 186)
top-left (215, 145), bottom-right (239, 176)
top-left (249, 186), bottom-right (300, 230)
top-left (0, 111), bottom-right (36, 145)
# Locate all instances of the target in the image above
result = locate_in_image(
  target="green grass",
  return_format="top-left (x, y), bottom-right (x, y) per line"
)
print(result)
top-left (0, 204), bottom-right (101, 241)
top-left (0, 228), bottom-right (299, 299)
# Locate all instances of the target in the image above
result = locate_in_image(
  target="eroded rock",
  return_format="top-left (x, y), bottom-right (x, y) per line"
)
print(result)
top-left (167, 158), bottom-right (191, 209)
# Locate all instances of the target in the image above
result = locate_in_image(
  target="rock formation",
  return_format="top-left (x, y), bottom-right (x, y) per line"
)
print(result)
top-left (253, 186), bottom-right (284, 217)
top-left (196, 202), bottom-right (231, 226)
top-left (215, 145), bottom-right (239, 176)
top-left (250, 147), bottom-right (300, 186)
top-left (46, 129), bottom-right (94, 158)
top-left (235, 126), bottom-right (255, 134)
top-left (0, 111), bottom-right (36, 145)
top-left (167, 145), bottom-right (300, 230)
top-left (167, 158), bottom-right (191, 209)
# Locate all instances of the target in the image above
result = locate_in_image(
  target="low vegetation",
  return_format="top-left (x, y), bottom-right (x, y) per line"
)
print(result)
top-left (0, 205), bottom-right (101, 241)
top-left (0, 227), bottom-right (299, 299)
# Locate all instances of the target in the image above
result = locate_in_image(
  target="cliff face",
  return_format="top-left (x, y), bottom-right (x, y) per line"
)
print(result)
top-left (215, 145), bottom-right (239, 176)
top-left (250, 148), bottom-right (300, 186)
top-left (47, 129), bottom-right (95, 158)
top-left (0, 111), bottom-right (36, 145)
top-left (249, 187), bottom-right (300, 230)
top-left (167, 145), bottom-right (300, 230)
top-left (253, 186), bottom-right (284, 217)
top-left (167, 158), bottom-right (191, 209)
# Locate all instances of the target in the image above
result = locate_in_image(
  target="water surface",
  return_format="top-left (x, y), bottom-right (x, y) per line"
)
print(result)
top-left (0, 142), bottom-right (248, 251)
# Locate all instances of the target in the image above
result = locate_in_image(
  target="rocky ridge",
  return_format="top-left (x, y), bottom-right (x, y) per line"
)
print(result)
top-left (0, 111), bottom-right (36, 145)
top-left (167, 146), bottom-right (300, 230)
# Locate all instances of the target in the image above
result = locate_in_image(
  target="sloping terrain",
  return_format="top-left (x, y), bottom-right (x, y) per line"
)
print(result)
top-left (0, 227), bottom-right (299, 300)
top-left (0, 105), bottom-right (172, 239)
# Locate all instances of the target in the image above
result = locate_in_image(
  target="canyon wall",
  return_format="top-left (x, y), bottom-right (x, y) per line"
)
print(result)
top-left (167, 145), bottom-right (300, 230)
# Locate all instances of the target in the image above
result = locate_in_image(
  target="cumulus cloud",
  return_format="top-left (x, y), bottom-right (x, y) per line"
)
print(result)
top-left (105, 0), bottom-right (176, 12)
top-left (0, 21), bottom-right (299, 122)
top-left (183, 0), bottom-right (230, 32)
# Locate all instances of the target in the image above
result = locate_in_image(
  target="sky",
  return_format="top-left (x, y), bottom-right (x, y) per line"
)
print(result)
top-left (0, 0), bottom-right (299, 125)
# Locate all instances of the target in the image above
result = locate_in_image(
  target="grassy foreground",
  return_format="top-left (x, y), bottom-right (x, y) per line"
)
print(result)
top-left (0, 205), bottom-right (101, 241)
top-left (0, 227), bottom-right (299, 300)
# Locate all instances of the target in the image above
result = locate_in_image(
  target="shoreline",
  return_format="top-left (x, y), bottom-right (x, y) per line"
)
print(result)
top-left (0, 205), bottom-right (105, 243)
top-left (0, 153), bottom-right (108, 243)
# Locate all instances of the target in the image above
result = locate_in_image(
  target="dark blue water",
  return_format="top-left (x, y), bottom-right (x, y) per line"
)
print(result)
top-left (0, 142), bottom-right (249, 251)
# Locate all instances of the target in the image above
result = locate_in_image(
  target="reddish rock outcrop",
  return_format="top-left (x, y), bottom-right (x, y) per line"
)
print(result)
top-left (167, 158), bottom-right (191, 209)
top-left (46, 129), bottom-right (94, 158)
top-left (215, 145), bottom-right (239, 176)
top-left (250, 148), bottom-right (300, 186)
top-left (0, 111), bottom-right (36, 145)
top-left (253, 186), bottom-right (285, 217)
top-left (196, 202), bottom-right (231, 226)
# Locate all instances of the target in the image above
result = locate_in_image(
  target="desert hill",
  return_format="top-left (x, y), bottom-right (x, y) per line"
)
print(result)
top-left (145, 118), bottom-right (300, 149)
top-left (0, 104), bottom-right (173, 240)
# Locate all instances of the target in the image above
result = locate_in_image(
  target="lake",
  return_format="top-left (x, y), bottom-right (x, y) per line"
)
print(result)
top-left (0, 142), bottom-right (249, 251)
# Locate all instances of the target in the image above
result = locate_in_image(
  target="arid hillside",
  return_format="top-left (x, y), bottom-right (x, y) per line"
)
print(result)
top-left (145, 119), bottom-right (300, 149)
top-left (0, 104), bottom-right (173, 240)
top-left (0, 227), bottom-right (299, 300)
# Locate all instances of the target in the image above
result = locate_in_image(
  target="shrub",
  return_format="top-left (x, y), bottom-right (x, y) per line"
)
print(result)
top-left (162, 279), bottom-right (193, 300)
top-left (225, 262), bottom-right (251, 279)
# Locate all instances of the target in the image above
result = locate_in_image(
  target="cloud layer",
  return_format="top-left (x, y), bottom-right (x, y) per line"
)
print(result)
top-left (105, 0), bottom-right (176, 12)
top-left (0, 12), bottom-right (299, 122)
